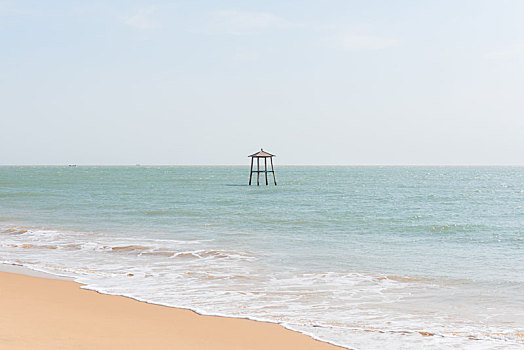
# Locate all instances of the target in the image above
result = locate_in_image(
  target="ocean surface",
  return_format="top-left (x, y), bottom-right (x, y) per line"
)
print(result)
top-left (1, 166), bottom-right (523, 349)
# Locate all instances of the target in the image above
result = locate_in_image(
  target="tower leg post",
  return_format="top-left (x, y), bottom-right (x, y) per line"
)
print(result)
top-left (265, 157), bottom-right (268, 185)
top-left (257, 158), bottom-right (260, 186)
top-left (270, 157), bottom-right (277, 185)
top-left (249, 157), bottom-right (254, 185)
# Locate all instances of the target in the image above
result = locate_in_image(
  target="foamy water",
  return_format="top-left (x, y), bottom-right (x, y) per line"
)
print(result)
top-left (1, 166), bottom-right (523, 349)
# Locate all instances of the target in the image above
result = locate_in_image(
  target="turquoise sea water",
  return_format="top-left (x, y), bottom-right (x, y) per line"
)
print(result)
top-left (1, 166), bottom-right (523, 349)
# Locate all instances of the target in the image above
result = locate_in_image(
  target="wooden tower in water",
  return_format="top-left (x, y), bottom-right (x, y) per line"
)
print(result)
top-left (248, 149), bottom-right (277, 186)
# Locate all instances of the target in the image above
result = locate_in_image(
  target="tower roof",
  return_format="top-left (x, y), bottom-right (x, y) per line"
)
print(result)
top-left (248, 148), bottom-right (275, 158)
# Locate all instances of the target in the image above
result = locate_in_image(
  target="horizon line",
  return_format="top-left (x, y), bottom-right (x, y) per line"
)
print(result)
top-left (1, 164), bottom-right (524, 167)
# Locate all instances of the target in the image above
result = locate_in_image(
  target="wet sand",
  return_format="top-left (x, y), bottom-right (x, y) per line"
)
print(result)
top-left (0, 270), bottom-right (344, 350)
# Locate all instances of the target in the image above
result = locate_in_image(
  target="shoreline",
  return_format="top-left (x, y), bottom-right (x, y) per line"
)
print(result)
top-left (0, 262), bottom-right (73, 280)
top-left (0, 265), bottom-right (345, 350)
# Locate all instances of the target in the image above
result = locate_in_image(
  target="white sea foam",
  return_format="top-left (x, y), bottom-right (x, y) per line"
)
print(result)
top-left (1, 223), bottom-right (523, 349)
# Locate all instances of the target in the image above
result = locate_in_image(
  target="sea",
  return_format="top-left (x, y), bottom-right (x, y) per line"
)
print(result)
top-left (0, 166), bottom-right (523, 349)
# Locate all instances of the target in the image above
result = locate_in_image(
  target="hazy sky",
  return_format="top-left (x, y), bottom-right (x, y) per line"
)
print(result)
top-left (1, 0), bottom-right (523, 165)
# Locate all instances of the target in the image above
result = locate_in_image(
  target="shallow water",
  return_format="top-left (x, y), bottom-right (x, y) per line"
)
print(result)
top-left (1, 166), bottom-right (523, 349)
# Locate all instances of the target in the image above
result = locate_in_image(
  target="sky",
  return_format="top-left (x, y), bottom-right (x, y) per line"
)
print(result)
top-left (1, 0), bottom-right (524, 165)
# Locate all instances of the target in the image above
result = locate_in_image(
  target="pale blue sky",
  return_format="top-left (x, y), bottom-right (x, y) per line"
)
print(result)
top-left (1, 1), bottom-right (523, 165)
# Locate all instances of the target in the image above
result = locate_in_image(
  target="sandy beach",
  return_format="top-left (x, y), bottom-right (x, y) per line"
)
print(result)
top-left (0, 269), bottom-right (344, 350)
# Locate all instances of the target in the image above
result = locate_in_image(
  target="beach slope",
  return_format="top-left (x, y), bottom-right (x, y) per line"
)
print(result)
top-left (0, 271), bottom-right (343, 350)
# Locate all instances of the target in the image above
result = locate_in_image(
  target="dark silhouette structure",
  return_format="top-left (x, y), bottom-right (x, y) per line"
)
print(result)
top-left (248, 149), bottom-right (277, 186)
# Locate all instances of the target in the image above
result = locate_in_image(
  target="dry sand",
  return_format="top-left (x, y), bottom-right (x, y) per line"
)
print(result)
top-left (0, 271), bottom-right (344, 349)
